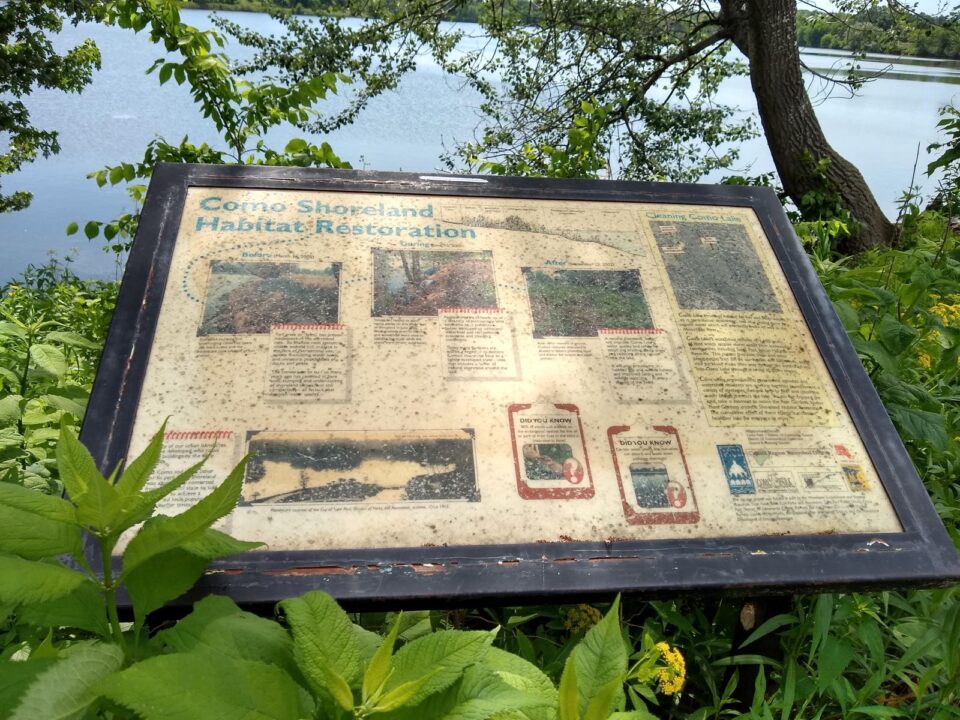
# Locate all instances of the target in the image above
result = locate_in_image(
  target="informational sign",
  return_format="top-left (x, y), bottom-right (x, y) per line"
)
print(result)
top-left (83, 166), bottom-right (960, 607)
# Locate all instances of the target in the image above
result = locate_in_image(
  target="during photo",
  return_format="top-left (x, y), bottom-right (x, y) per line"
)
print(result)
top-left (242, 430), bottom-right (479, 504)
top-left (198, 260), bottom-right (340, 335)
top-left (652, 221), bottom-right (780, 312)
top-left (523, 268), bottom-right (652, 337)
top-left (372, 249), bottom-right (497, 316)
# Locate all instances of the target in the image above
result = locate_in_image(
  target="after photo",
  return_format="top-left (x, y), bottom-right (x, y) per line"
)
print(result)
top-left (523, 268), bottom-right (652, 337)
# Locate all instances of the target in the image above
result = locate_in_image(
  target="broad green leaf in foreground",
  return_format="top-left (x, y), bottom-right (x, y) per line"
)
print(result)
top-left (122, 457), bottom-right (248, 576)
top-left (100, 651), bottom-right (314, 720)
top-left (16, 580), bottom-right (109, 636)
top-left (0, 554), bottom-right (91, 605)
top-left (56, 427), bottom-right (119, 533)
top-left (386, 663), bottom-right (552, 720)
top-left (0, 659), bottom-right (56, 717)
top-left (10, 641), bottom-right (123, 720)
top-left (114, 421), bottom-right (166, 497)
top-left (364, 612), bottom-right (403, 701)
top-left (383, 628), bottom-right (496, 707)
top-left (153, 595), bottom-right (297, 679)
top-left (125, 528), bottom-right (261, 623)
top-left (281, 591), bottom-right (361, 708)
top-left (281, 591), bottom-right (363, 687)
top-left (558, 651), bottom-right (579, 720)
top-left (574, 597), bottom-right (626, 717)
top-left (0, 483), bottom-right (81, 559)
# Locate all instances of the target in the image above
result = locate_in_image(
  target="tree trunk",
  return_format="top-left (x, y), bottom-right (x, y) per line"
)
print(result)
top-left (723, 0), bottom-right (896, 253)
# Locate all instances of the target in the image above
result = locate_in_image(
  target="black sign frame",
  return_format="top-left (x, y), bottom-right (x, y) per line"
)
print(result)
top-left (82, 163), bottom-right (960, 610)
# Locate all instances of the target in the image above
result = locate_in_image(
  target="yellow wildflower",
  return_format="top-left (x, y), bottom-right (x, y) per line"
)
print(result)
top-left (929, 296), bottom-right (960, 326)
top-left (563, 604), bottom-right (602, 633)
top-left (918, 352), bottom-right (932, 370)
top-left (655, 641), bottom-right (686, 695)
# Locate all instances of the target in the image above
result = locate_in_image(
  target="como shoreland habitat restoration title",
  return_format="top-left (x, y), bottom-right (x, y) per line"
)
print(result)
top-left (82, 166), bottom-right (960, 605)
top-left (195, 196), bottom-right (478, 240)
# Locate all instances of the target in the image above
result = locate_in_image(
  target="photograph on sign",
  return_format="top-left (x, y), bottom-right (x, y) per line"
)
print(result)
top-left (113, 186), bottom-right (905, 556)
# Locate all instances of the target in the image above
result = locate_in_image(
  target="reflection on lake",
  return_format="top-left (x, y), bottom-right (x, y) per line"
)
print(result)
top-left (2, 9), bottom-right (958, 280)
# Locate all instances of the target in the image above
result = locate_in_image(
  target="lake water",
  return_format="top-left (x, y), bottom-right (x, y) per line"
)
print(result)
top-left (2, 9), bottom-right (958, 281)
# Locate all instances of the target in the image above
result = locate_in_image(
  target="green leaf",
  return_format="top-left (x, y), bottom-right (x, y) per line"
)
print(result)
top-left (0, 426), bottom-right (24, 451)
top-left (0, 322), bottom-right (26, 340)
top-left (371, 668), bottom-right (439, 712)
top-left (0, 554), bottom-right (90, 605)
top-left (0, 365), bottom-right (20, 389)
top-left (100, 651), bottom-right (314, 720)
top-left (574, 597), bottom-right (626, 716)
top-left (385, 629), bottom-right (495, 707)
top-left (65, 222), bottom-right (79, 236)
top-left (115, 421), bottom-right (166, 496)
top-left (155, 595), bottom-right (298, 679)
top-left (281, 590), bottom-right (362, 697)
top-left (832, 300), bottom-right (860, 333)
top-left (741, 613), bottom-right (797, 648)
top-left (389, 664), bottom-right (551, 720)
top-left (0, 494), bottom-right (82, 559)
top-left (583, 677), bottom-right (622, 720)
top-left (125, 528), bottom-right (261, 623)
top-left (43, 331), bottom-right (99, 350)
top-left (28, 344), bottom-right (67, 379)
top-left (285, 138), bottom-right (308, 153)
top-left (40, 393), bottom-right (86, 418)
top-left (0, 395), bottom-right (22, 426)
top-left (122, 456), bottom-right (247, 575)
top-left (482, 646), bottom-right (556, 703)
top-left (10, 641), bottom-right (123, 720)
top-left (886, 404), bottom-right (948, 450)
top-left (851, 337), bottom-right (898, 375)
top-left (559, 651), bottom-right (580, 720)
top-left (17, 581), bottom-right (109, 636)
top-left (57, 427), bottom-right (118, 533)
top-left (876, 315), bottom-right (918, 355)
top-left (0, 659), bottom-right (56, 717)
top-left (364, 612), bottom-right (402, 701)
top-left (139, 455), bottom-right (207, 507)
top-left (810, 594), bottom-right (833, 658)
top-left (152, 594), bottom-right (240, 650)
top-left (83, 222), bottom-right (99, 240)
top-left (354, 623), bottom-right (384, 666)
top-left (848, 707), bottom-right (907, 718)
top-left (0, 480), bottom-right (74, 524)
top-left (817, 637), bottom-right (855, 691)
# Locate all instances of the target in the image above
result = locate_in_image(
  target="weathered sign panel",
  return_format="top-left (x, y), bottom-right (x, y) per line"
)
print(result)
top-left (83, 165), bottom-right (960, 608)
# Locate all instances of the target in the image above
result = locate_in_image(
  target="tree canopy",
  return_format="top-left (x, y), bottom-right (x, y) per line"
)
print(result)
top-left (221, 0), bottom-right (907, 251)
top-left (0, 1), bottom-right (102, 212)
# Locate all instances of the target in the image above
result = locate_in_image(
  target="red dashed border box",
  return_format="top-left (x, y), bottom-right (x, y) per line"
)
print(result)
top-left (271, 323), bottom-right (345, 330)
top-left (598, 327), bottom-right (665, 335)
top-left (164, 431), bottom-right (234, 440)
top-left (438, 307), bottom-right (503, 314)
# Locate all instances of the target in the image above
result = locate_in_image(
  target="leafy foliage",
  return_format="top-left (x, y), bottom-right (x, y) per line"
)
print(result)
top-left (0, 1), bottom-right (102, 212)
top-left (0, 260), bottom-right (116, 492)
top-left (69, 0), bottom-right (351, 256)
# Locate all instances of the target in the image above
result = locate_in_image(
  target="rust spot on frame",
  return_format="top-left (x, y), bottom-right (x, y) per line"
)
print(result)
top-left (264, 565), bottom-right (358, 576)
